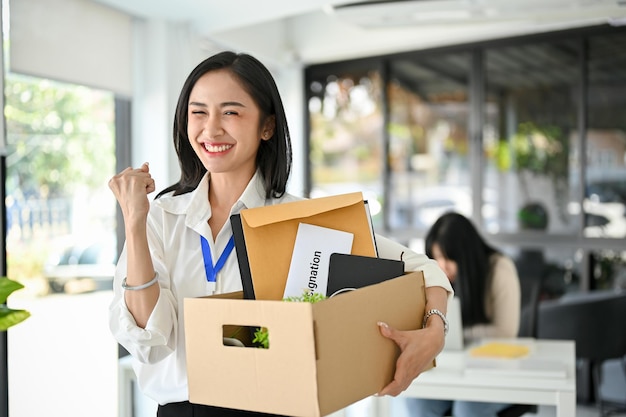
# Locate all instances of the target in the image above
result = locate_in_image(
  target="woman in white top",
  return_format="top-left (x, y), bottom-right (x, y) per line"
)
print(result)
top-left (108, 51), bottom-right (453, 417)
top-left (391, 212), bottom-right (521, 417)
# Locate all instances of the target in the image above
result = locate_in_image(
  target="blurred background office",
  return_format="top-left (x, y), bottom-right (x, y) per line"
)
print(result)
top-left (1, 0), bottom-right (625, 416)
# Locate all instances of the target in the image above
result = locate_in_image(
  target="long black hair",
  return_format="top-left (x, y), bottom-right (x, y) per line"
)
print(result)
top-left (156, 51), bottom-right (292, 199)
top-left (425, 212), bottom-right (499, 326)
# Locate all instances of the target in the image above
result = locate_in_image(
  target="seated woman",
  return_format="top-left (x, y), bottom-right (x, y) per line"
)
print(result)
top-left (391, 211), bottom-right (521, 417)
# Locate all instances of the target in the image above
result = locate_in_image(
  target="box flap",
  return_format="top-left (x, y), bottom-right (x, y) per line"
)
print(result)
top-left (205, 291), bottom-right (244, 300)
top-left (312, 272), bottom-right (427, 415)
top-left (184, 297), bottom-right (321, 417)
top-left (240, 192), bottom-right (365, 228)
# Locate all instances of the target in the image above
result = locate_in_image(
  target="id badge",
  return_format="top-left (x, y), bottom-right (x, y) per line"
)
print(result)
top-left (205, 280), bottom-right (216, 295)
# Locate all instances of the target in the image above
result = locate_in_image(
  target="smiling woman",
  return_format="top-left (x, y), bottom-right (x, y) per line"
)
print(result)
top-left (185, 69), bottom-right (274, 190)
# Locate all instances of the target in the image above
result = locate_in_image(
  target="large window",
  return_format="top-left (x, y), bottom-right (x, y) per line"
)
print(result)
top-left (307, 65), bottom-right (385, 228)
top-left (5, 73), bottom-right (119, 417)
top-left (585, 31), bottom-right (626, 290)
top-left (484, 40), bottom-right (581, 236)
top-left (386, 53), bottom-right (471, 236)
top-left (585, 32), bottom-right (626, 240)
top-left (305, 24), bottom-right (626, 292)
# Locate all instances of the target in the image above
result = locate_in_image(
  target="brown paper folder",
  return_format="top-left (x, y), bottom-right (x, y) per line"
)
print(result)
top-left (232, 192), bottom-right (377, 300)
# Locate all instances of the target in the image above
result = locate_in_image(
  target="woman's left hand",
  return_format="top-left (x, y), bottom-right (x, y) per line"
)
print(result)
top-left (376, 321), bottom-right (445, 396)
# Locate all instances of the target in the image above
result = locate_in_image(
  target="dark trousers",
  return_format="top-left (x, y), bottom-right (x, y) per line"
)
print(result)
top-left (157, 401), bottom-right (285, 417)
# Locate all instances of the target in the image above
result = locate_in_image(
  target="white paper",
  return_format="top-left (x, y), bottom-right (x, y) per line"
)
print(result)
top-left (282, 223), bottom-right (354, 299)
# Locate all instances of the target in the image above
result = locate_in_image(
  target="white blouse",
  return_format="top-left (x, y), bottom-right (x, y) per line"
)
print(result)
top-left (109, 172), bottom-right (453, 405)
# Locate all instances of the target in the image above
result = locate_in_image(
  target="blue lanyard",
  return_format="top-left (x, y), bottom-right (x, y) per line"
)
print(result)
top-left (200, 234), bottom-right (235, 282)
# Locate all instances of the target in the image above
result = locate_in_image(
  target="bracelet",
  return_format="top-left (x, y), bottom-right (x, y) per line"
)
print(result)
top-left (423, 308), bottom-right (449, 336)
top-left (122, 272), bottom-right (158, 291)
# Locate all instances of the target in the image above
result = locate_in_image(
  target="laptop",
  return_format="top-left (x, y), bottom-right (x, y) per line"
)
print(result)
top-left (443, 296), bottom-right (464, 351)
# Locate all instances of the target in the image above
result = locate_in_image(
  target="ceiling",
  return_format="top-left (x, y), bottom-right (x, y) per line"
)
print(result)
top-left (92, 0), bottom-right (626, 66)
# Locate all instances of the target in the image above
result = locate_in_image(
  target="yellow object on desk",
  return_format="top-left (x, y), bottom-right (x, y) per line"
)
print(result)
top-left (469, 342), bottom-right (530, 359)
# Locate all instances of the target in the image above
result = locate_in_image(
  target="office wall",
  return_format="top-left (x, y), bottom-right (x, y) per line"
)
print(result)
top-left (9, 0), bottom-right (132, 97)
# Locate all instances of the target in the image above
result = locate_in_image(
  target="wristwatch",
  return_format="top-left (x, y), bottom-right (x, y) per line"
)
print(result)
top-left (423, 309), bottom-right (449, 336)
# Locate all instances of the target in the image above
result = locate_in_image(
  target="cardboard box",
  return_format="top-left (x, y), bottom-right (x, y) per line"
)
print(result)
top-left (232, 192), bottom-right (377, 300)
top-left (184, 271), bottom-right (428, 417)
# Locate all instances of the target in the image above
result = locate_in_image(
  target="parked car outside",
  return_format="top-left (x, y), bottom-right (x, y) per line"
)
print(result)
top-left (584, 179), bottom-right (626, 238)
top-left (43, 236), bottom-right (117, 293)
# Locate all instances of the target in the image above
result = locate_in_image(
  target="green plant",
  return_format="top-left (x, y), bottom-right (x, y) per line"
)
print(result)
top-left (283, 291), bottom-right (327, 304)
top-left (0, 278), bottom-right (31, 331)
top-left (252, 291), bottom-right (328, 349)
top-left (252, 326), bottom-right (270, 349)
top-left (509, 122), bottom-right (570, 222)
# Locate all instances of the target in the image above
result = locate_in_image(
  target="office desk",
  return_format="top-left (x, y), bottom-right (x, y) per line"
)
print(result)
top-left (368, 339), bottom-right (576, 417)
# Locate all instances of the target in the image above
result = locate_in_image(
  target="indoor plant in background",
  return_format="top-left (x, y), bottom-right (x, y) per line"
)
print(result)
top-left (0, 278), bottom-right (30, 331)
top-left (493, 121), bottom-right (570, 225)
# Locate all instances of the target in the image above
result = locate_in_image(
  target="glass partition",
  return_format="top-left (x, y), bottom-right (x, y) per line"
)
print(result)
top-left (306, 25), bottom-right (626, 293)
top-left (387, 53), bottom-right (472, 234)
top-left (5, 73), bottom-right (118, 417)
top-left (308, 67), bottom-right (384, 228)
top-left (484, 40), bottom-right (581, 235)
top-left (585, 31), bottom-right (626, 239)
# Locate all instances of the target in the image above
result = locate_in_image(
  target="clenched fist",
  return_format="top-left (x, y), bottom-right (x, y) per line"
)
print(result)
top-left (108, 162), bottom-right (156, 225)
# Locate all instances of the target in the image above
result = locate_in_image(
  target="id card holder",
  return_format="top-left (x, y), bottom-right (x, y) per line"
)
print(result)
top-left (205, 281), bottom-right (217, 295)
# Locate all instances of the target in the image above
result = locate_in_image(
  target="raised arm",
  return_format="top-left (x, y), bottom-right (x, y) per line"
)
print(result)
top-left (108, 162), bottom-right (158, 328)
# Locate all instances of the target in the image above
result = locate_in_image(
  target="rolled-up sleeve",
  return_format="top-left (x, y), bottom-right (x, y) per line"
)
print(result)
top-left (108, 224), bottom-right (178, 364)
top-left (109, 285), bottom-right (177, 364)
top-left (375, 234), bottom-right (453, 298)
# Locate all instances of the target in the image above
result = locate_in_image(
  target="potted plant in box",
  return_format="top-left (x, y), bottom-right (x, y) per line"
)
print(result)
top-left (252, 291), bottom-right (327, 349)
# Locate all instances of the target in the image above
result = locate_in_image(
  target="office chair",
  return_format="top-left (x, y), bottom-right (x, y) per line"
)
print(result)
top-left (537, 290), bottom-right (626, 417)
top-left (518, 273), bottom-right (544, 338)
